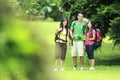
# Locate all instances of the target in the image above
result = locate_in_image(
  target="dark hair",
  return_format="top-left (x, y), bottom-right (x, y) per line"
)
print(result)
top-left (59, 18), bottom-right (69, 38)
top-left (86, 20), bottom-right (94, 32)
top-left (74, 12), bottom-right (84, 20)
top-left (60, 18), bottom-right (68, 29)
top-left (89, 20), bottom-right (94, 26)
top-left (77, 12), bottom-right (84, 17)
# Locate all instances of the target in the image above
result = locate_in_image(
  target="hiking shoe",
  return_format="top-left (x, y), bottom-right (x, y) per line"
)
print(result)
top-left (80, 67), bottom-right (84, 70)
top-left (90, 67), bottom-right (95, 71)
top-left (60, 68), bottom-right (64, 71)
top-left (54, 68), bottom-right (58, 71)
top-left (73, 66), bottom-right (77, 70)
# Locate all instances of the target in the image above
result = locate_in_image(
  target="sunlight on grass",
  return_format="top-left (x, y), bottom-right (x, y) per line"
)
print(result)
top-left (38, 21), bottom-right (120, 80)
top-left (103, 36), bottom-right (113, 43)
top-left (13, 20), bottom-right (120, 80)
top-left (50, 68), bottom-right (120, 80)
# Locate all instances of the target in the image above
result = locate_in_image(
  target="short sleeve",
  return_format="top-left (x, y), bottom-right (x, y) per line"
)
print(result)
top-left (70, 21), bottom-right (76, 29)
top-left (92, 29), bottom-right (96, 34)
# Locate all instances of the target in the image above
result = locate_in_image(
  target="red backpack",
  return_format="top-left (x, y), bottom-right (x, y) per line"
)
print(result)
top-left (93, 28), bottom-right (102, 50)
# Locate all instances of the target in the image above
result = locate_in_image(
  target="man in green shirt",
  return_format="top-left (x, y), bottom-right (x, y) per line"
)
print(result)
top-left (70, 12), bottom-right (87, 70)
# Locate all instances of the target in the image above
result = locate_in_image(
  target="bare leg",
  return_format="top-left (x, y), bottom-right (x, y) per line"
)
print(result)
top-left (89, 59), bottom-right (95, 68)
top-left (73, 56), bottom-right (77, 67)
top-left (80, 56), bottom-right (84, 67)
top-left (55, 59), bottom-right (58, 68)
top-left (89, 59), bottom-right (95, 70)
top-left (54, 59), bottom-right (58, 71)
top-left (60, 60), bottom-right (64, 68)
top-left (60, 60), bottom-right (64, 70)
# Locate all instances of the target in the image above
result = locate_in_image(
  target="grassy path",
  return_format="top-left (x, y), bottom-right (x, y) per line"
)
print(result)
top-left (26, 21), bottom-right (120, 80)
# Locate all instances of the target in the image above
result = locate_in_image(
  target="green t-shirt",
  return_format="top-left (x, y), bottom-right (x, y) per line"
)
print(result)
top-left (71, 20), bottom-right (87, 42)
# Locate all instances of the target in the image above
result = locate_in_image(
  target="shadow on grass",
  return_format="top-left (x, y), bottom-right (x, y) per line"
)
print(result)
top-left (95, 55), bottom-right (120, 66)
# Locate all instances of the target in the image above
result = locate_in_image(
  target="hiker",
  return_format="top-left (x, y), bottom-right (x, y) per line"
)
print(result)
top-left (85, 21), bottom-right (96, 70)
top-left (69, 12), bottom-right (87, 70)
top-left (54, 18), bottom-right (69, 71)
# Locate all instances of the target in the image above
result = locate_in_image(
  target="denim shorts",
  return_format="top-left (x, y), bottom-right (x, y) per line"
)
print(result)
top-left (85, 45), bottom-right (94, 59)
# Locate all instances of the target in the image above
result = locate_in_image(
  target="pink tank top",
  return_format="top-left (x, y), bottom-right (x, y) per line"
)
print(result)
top-left (85, 29), bottom-right (95, 45)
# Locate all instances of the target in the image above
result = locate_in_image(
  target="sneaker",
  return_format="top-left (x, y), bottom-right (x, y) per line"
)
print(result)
top-left (54, 68), bottom-right (58, 71)
top-left (60, 68), bottom-right (64, 71)
top-left (90, 67), bottom-right (95, 71)
top-left (80, 67), bottom-right (84, 70)
top-left (73, 66), bottom-right (77, 70)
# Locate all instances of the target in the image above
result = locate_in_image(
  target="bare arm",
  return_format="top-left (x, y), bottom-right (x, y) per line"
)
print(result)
top-left (66, 29), bottom-right (70, 47)
top-left (55, 27), bottom-right (62, 35)
top-left (69, 29), bottom-right (73, 39)
top-left (88, 33), bottom-right (95, 40)
top-left (67, 29), bottom-right (70, 41)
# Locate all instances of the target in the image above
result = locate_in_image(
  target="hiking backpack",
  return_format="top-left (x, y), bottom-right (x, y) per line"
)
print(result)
top-left (93, 28), bottom-right (102, 50)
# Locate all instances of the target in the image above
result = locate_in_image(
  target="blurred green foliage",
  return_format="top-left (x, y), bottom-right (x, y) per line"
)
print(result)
top-left (11, 0), bottom-right (64, 21)
top-left (0, 0), bottom-right (54, 80)
top-left (12, 0), bottom-right (120, 45)
top-left (1, 0), bottom-right (120, 79)
top-left (62, 0), bottom-right (120, 45)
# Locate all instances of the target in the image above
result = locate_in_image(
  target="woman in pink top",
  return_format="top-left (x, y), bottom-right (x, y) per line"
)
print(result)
top-left (85, 21), bottom-right (96, 70)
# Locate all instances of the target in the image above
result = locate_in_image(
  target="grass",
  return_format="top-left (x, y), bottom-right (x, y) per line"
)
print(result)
top-left (25, 21), bottom-right (120, 80)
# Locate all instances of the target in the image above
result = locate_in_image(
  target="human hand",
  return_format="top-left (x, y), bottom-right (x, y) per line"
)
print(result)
top-left (73, 35), bottom-right (78, 39)
top-left (58, 28), bottom-right (62, 31)
top-left (77, 36), bottom-right (81, 39)
top-left (86, 37), bottom-right (89, 40)
top-left (81, 35), bottom-right (86, 40)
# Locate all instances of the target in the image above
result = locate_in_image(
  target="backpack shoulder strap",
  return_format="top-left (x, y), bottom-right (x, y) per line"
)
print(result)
top-left (71, 20), bottom-right (77, 33)
top-left (73, 20), bottom-right (77, 28)
top-left (82, 22), bottom-right (87, 34)
top-left (55, 26), bottom-right (63, 36)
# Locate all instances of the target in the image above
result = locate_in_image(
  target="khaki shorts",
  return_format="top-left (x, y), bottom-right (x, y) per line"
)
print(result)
top-left (71, 41), bottom-right (84, 57)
